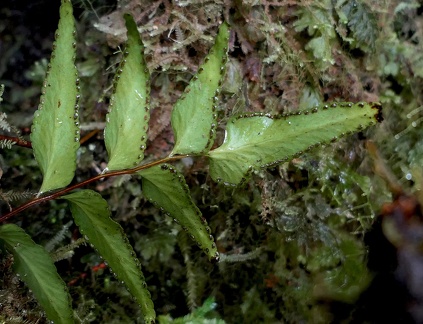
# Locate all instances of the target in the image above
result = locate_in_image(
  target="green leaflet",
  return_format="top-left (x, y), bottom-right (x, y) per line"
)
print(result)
top-left (209, 102), bottom-right (383, 185)
top-left (170, 23), bottom-right (229, 156)
top-left (30, 0), bottom-right (79, 194)
top-left (139, 164), bottom-right (219, 262)
top-left (61, 190), bottom-right (156, 323)
top-left (104, 14), bottom-right (150, 171)
top-left (0, 224), bottom-right (73, 324)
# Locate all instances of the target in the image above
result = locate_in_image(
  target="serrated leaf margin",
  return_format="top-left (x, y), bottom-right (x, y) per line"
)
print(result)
top-left (61, 190), bottom-right (156, 323)
top-left (0, 223), bottom-right (74, 324)
top-left (30, 0), bottom-right (80, 194)
top-left (139, 164), bottom-right (220, 262)
top-left (170, 22), bottom-right (229, 156)
top-left (209, 102), bottom-right (383, 185)
top-left (104, 14), bottom-right (150, 171)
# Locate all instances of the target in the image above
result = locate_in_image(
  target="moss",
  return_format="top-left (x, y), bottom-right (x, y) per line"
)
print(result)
top-left (1, 0), bottom-right (423, 322)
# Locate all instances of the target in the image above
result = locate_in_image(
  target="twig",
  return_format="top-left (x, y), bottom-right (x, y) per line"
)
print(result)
top-left (0, 135), bottom-right (32, 148)
top-left (0, 155), bottom-right (186, 223)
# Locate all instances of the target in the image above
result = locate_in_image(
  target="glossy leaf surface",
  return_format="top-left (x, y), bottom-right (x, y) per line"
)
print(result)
top-left (209, 102), bottom-right (383, 185)
top-left (61, 190), bottom-right (156, 323)
top-left (104, 14), bottom-right (150, 171)
top-left (139, 164), bottom-right (219, 262)
top-left (171, 23), bottom-right (229, 156)
top-left (30, 0), bottom-right (79, 194)
top-left (0, 224), bottom-right (73, 323)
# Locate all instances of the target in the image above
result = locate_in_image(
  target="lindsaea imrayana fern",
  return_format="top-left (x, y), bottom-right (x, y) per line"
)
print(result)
top-left (0, 1), bottom-right (383, 323)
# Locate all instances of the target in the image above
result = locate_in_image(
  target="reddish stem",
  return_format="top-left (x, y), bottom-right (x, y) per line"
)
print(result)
top-left (0, 135), bottom-right (32, 148)
top-left (0, 129), bottom-right (101, 149)
top-left (0, 155), bottom-right (185, 223)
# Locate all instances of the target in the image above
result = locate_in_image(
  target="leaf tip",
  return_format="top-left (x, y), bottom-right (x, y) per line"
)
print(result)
top-left (210, 252), bottom-right (220, 264)
top-left (370, 102), bottom-right (383, 123)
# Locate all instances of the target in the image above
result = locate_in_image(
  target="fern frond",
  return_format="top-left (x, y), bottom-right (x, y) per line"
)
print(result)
top-left (219, 247), bottom-right (264, 263)
top-left (0, 108), bottom-right (29, 148)
top-left (45, 220), bottom-right (73, 252)
top-left (168, 23), bottom-right (185, 43)
top-left (10, 125), bottom-right (25, 141)
top-left (0, 190), bottom-right (34, 211)
top-left (178, 232), bottom-right (198, 310)
top-left (0, 112), bottom-right (11, 132)
top-left (0, 86), bottom-right (12, 133)
top-left (50, 237), bottom-right (86, 262)
top-left (0, 139), bottom-right (15, 149)
top-left (0, 190), bottom-right (34, 202)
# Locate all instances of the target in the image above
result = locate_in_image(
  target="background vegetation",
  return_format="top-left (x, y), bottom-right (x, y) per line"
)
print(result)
top-left (1, 0), bottom-right (422, 322)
